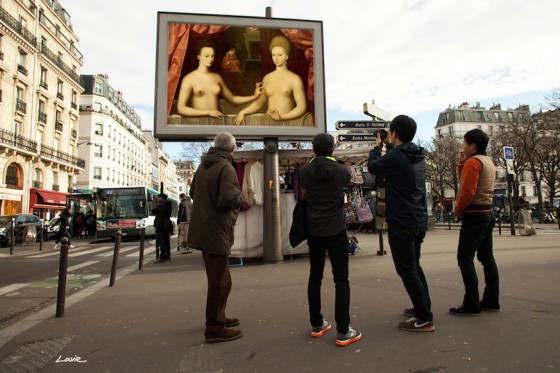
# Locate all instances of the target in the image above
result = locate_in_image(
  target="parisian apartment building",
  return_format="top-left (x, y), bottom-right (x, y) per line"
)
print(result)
top-left (0, 0), bottom-right (179, 219)
top-left (0, 0), bottom-right (84, 217)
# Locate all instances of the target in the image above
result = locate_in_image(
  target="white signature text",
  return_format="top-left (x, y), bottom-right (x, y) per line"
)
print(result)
top-left (55, 355), bottom-right (88, 363)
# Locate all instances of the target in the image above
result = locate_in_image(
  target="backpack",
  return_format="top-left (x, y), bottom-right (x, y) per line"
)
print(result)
top-left (348, 165), bottom-right (364, 186)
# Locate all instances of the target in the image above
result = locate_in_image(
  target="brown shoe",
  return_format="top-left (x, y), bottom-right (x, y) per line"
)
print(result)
top-left (225, 317), bottom-right (240, 327)
top-left (205, 328), bottom-right (243, 343)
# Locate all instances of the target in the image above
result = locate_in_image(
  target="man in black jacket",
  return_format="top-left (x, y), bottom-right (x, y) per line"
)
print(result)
top-left (299, 133), bottom-right (362, 347)
top-left (368, 115), bottom-right (434, 332)
top-left (152, 193), bottom-right (172, 263)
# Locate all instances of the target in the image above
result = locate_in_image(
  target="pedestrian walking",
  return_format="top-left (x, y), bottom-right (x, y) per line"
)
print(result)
top-left (53, 208), bottom-right (74, 249)
top-left (151, 193), bottom-right (172, 263)
top-left (177, 193), bottom-right (193, 254)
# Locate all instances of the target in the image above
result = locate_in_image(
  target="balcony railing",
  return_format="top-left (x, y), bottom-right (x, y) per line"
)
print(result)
top-left (17, 64), bottom-right (28, 76)
top-left (39, 81), bottom-right (48, 90)
top-left (40, 143), bottom-right (85, 169)
top-left (56, 92), bottom-right (64, 100)
top-left (16, 99), bottom-right (27, 114)
top-left (0, 128), bottom-right (37, 153)
top-left (55, 121), bottom-right (63, 132)
top-left (52, 184), bottom-right (60, 191)
top-left (38, 111), bottom-right (47, 124)
top-left (71, 102), bottom-right (77, 110)
top-left (71, 129), bottom-right (77, 139)
top-left (40, 44), bottom-right (80, 84)
top-left (32, 180), bottom-right (43, 188)
top-left (0, 6), bottom-right (37, 47)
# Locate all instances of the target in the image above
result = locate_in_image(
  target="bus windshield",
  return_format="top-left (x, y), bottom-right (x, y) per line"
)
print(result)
top-left (98, 187), bottom-right (152, 220)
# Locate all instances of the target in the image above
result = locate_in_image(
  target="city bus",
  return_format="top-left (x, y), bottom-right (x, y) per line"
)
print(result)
top-left (95, 187), bottom-right (178, 239)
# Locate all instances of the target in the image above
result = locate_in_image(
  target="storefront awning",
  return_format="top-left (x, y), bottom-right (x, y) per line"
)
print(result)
top-left (37, 190), bottom-right (67, 205)
top-left (32, 204), bottom-right (66, 210)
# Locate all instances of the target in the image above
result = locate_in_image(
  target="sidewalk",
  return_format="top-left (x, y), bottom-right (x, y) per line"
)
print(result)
top-left (0, 226), bottom-right (559, 372)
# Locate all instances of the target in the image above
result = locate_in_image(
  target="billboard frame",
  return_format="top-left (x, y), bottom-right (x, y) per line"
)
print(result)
top-left (154, 12), bottom-right (326, 141)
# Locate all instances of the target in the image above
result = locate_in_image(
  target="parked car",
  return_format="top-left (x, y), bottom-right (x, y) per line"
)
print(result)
top-left (0, 214), bottom-right (43, 247)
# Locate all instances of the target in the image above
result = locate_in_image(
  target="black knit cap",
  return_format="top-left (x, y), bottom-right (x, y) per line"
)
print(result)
top-left (312, 133), bottom-right (335, 155)
top-left (157, 193), bottom-right (168, 199)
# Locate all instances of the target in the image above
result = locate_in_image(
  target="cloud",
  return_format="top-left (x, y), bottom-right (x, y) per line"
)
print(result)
top-left (62, 0), bottom-right (560, 136)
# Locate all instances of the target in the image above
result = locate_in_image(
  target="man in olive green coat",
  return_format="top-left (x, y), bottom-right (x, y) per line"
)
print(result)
top-left (187, 132), bottom-right (245, 343)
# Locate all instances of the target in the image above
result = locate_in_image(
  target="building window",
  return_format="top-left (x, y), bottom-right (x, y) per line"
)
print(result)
top-left (448, 126), bottom-right (454, 136)
top-left (488, 126), bottom-right (493, 136)
top-left (40, 66), bottom-right (48, 89)
top-left (95, 122), bottom-right (103, 135)
top-left (94, 144), bottom-right (103, 157)
top-left (33, 169), bottom-right (42, 188)
top-left (57, 80), bottom-right (64, 100)
top-left (71, 90), bottom-right (77, 109)
top-left (53, 171), bottom-right (59, 189)
top-left (17, 49), bottom-right (28, 75)
top-left (521, 186), bottom-right (526, 197)
top-left (106, 167), bottom-right (110, 181)
top-left (93, 167), bottom-right (102, 180)
top-left (94, 79), bottom-right (103, 95)
top-left (6, 163), bottom-right (23, 188)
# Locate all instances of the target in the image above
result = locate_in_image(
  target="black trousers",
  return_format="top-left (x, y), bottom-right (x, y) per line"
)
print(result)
top-left (387, 221), bottom-right (433, 322)
top-left (307, 230), bottom-right (351, 334)
top-left (457, 212), bottom-right (499, 307)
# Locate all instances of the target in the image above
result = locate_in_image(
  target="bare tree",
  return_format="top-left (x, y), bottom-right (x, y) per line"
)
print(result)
top-left (426, 136), bottom-right (463, 201)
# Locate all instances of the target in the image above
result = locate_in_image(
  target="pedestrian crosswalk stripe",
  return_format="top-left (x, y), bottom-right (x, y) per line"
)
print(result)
top-left (66, 261), bottom-right (99, 272)
top-left (95, 245), bottom-right (139, 257)
top-left (68, 246), bottom-right (113, 257)
top-left (0, 283), bottom-right (28, 296)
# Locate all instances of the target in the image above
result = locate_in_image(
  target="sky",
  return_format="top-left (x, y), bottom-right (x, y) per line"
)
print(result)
top-left (62, 0), bottom-right (560, 160)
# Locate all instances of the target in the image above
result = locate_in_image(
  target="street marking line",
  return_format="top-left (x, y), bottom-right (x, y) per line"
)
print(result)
top-left (95, 245), bottom-right (139, 257)
top-left (68, 246), bottom-right (114, 257)
top-left (66, 261), bottom-right (99, 272)
top-left (126, 246), bottom-right (155, 257)
top-left (0, 283), bottom-right (28, 296)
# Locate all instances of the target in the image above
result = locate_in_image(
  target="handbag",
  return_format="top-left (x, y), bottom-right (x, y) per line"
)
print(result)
top-left (344, 205), bottom-right (357, 224)
top-left (376, 201), bottom-right (386, 217)
top-left (357, 205), bottom-right (374, 223)
top-left (289, 198), bottom-right (307, 248)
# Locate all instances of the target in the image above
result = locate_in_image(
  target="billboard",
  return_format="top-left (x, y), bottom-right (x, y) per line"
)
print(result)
top-left (154, 12), bottom-right (326, 141)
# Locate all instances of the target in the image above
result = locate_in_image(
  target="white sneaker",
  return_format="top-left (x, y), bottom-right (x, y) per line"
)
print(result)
top-left (69, 245), bottom-right (75, 248)
top-left (53, 243), bottom-right (59, 250)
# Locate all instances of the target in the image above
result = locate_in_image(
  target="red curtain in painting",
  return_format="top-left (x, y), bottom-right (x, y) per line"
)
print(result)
top-left (281, 29), bottom-right (315, 105)
top-left (166, 24), bottom-right (230, 118)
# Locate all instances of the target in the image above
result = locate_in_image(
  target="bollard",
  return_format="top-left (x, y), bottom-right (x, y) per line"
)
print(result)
top-left (56, 237), bottom-right (70, 317)
top-left (497, 213), bottom-right (502, 235)
top-left (138, 226), bottom-right (145, 270)
top-left (39, 220), bottom-right (44, 251)
top-left (109, 229), bottom-right (122, 287)
top-left (377, 229), bottom-right (386, 256)
top-left (9, 217), bottom-right (15, 255)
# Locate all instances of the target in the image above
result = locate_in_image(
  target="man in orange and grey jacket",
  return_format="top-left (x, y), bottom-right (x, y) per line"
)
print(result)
top-left (449, 128), bottom-right (500, 316)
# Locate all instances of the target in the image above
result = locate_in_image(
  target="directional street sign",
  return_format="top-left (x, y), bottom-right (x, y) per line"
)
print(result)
top-left (337, 134), bottom-right (377, 142)
top-left (335, 120), bottom-right (390, 130)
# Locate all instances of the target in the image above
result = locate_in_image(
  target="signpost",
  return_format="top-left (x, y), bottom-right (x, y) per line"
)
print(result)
top-left (335, 120), bottom-right (390, 130)
top-left (502, 146), bottom-right (516, 235)
top-left (337, 134), bottom-right (377, 142)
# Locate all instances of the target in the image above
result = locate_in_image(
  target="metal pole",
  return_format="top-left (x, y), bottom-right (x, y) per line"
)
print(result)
top-left (39, 220), bottom-right (44, 251)
top-left (109, 229), bottom-right (122, 287)
top-left (138, 226), bottom-right (145, 270)
top-left (9, 217), bottom-right (14, 255)
top-left (497, 209), bottom-right (502, 235)
top-left (263, 138), bottom-right (283, 262)
top-left (56, 237), bottom-right (69, 317)
top-left (507, 174), bottom-right (515, 235)
top-left (377, 229), bottom-right (386, 255)
top-left (448, 212), bottom-right (452, 230)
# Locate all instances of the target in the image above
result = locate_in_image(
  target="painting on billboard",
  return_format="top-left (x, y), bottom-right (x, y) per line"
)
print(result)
top-left (154, 12), bottom-right (325, 141)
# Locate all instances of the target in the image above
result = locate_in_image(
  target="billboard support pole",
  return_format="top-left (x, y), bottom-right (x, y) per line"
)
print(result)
top-left (263, 138), bottom-right (283, 262)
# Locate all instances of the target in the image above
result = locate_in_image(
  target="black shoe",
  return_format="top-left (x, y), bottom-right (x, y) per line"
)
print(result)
top-left (153, 258), bottom-right (168, 263)
top-left (449, 304), bottom-right (481, 316)
top-left (480, 299), bottom-right (500, 312)
top-left (403, 308), bottom-right (415, 317)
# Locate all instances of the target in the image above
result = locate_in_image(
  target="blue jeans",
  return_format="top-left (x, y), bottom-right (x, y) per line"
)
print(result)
top-left (387, 221), bottom-right (432, 322)
top-left (457, 212), bottom-right (499, 307)
top-left (307, 230), bottom-right (350, 334)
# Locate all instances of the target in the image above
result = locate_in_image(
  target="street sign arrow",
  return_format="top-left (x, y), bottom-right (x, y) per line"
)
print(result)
top-left (337, 134), bottom-right (377, 142)
top-left (335, 120), bottom-right (390, 130)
